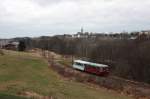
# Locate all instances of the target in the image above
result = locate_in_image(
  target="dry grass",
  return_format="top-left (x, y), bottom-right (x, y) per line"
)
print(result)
top-left (0, 50), bottom-right (133, 99)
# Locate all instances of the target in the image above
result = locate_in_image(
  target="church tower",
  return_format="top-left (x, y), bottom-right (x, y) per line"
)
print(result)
top-left (81, 27), bottom-right (84, 33)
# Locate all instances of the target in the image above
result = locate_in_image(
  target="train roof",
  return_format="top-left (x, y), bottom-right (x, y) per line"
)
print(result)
top-left (74, 60), bottom-right (108, 68)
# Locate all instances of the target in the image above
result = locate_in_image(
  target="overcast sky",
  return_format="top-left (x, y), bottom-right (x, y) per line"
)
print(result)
top-left (0, 0), bottom-right (150, 38)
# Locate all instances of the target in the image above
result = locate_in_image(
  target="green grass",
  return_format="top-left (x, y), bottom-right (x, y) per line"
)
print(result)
top-left (0, 50), bottom-right (133, 99)
top-left (0, 93), bottom-right (27, 99)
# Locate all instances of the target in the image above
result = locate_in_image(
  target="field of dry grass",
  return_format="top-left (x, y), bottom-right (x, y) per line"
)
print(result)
top-left (0, 50), bottom-right (133, 99)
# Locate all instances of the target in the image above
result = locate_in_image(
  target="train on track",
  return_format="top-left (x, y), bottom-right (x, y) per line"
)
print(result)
top-left (73, 60), bottom-right (109, 76)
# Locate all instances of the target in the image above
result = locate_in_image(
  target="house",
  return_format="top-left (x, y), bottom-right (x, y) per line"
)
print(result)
top-left (0, 39), bottom-right (10, 48)
top-left (2, 41), bottom-right (19, 50)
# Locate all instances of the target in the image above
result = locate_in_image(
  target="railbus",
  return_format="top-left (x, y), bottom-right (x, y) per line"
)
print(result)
top-left (73, 60), bottom-right (109, 76)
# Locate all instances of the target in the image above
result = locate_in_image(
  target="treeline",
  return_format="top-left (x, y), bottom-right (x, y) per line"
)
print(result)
top-left (14, 33), bottom-right (150, 83)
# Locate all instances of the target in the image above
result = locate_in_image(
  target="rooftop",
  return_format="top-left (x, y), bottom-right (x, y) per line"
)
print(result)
top-left (74, 60), bottom-right (108, 67)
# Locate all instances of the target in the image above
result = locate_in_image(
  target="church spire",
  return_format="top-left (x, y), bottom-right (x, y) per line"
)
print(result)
top-left (81, 27), bottom-right (83, 33)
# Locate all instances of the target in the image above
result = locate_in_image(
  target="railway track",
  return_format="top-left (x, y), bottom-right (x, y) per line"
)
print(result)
top-left (48, 59), bottom-right (150, 99)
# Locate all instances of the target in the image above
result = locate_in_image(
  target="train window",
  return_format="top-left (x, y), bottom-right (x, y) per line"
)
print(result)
top-left (75, 62), bottom-right (84, 67)
top-left (99, 68), bottom-right (103, 72)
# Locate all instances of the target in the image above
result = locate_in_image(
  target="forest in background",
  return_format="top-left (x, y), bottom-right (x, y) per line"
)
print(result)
top-left (8, 33), bottom-right (150, 83)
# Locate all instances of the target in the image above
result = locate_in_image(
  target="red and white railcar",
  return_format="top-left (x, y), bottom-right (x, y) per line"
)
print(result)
top-left (73, 60), bottom-right (109, 76)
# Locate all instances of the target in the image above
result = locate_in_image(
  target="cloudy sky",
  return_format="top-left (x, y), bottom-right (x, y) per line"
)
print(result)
top-left (0, 0), bottom-right (150, 38)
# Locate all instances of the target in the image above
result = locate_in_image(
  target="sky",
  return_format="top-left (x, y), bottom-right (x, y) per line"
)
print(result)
top-left (0, 0), bottom-right (150, 38)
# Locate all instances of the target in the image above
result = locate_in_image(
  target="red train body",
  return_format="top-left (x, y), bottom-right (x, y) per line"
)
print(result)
top-left (73, 60), bottom-right (109, 76)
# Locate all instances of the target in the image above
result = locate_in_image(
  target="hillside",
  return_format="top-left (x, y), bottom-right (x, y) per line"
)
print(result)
top-left (0, 50), bottom-right (133, 99)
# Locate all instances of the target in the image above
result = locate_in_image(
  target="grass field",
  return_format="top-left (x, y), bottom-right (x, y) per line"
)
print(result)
top-left (0, 50), bottom-right (133, 99)
top-left (0, 93), bottom-right (27, 99)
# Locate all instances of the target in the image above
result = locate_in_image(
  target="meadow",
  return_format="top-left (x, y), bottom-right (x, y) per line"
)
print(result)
top-left (0, 50), bottom-right (133, 99)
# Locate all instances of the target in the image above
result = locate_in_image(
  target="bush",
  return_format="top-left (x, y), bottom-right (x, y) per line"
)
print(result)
top-left (18, 41), bottom-right (26, 51)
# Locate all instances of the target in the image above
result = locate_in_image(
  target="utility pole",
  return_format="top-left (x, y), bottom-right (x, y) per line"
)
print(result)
top-left (71, 36), bottom-right (74, 65)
